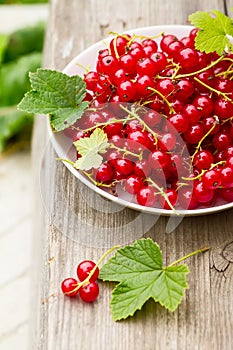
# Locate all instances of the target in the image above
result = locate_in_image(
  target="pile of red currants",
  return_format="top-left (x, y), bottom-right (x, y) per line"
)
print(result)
top-left (64, 28), bottom-right (233, 211)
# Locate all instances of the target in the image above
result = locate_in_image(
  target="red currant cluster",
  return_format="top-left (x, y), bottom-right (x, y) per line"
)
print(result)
top-left (64, 28), bottom-right (233, 210)
top-left (61, 260), bottom-right (99, 302)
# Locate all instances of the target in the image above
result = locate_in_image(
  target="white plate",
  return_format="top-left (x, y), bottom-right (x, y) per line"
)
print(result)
top-left (48, 25), bottom-right (233, 216)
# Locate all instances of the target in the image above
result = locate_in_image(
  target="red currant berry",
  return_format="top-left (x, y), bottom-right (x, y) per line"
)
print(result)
top-left (133, 159), bottom-right (151, 179)
top-left (183, 123), bottom-right (204, 144)
top-left (130, 46), bottom-right (145, 60)
top-left (83, 112), bottom-right (105, 129)
top-left (213, 132), bottom-right (232, 151)
top-left (193, 180), bottom-right (214, 203)
top-left (178, 47), bottom-right (199, 70)
top-left (159, 189), bottom-right (178, 210)
top-left (119, 54), bottom-right (136, 74)
top-left (202, 116), bottom-right (220, 135)
top-left (95, 162), bottom-right (114, 183)
top-left (226, 156), bottom-right (233, 169)
top-left (84, 71), bottom-right (100, 90)
top-left (220, 166), bottom-right (233, 188)
top-left (180, 36), bottom-right (193, 48)
top-left (124, 119), bottom-right (142, 134)
top-left (224, 146), bottom-right (233, 159)
top-left (136, 57), bottom-right (156, 76)
top-left (214, 78), bottom-right (233, 93)
top-left (104, 121), bottom-right (123, 137)
top-left (141, 38), bottom-right (158, 51)
top-left (168, 113), bottom-right (189, 133)
top-left (124, 174), bottom-right (144, 194)
top-left (79, 281), bottom-right (99, 303)
top-left (193, 150), bottom-right (214, 170)
top-left (179, 187), bottom-right (198, 210)
top-left (219, 187), bottom-right (233, 202)
top-left (193, 95), bottom-right (214, 117)
top-left (110, 134), bottom-right (125, 148)
top-left (167, 40), bottom-right (184, 61)
top-left (136, 185), bottom-right (157, 206)
top-left (194, 69), bottom-right (215, 93)
top-left (97, 55), bottom-right (119, 75)
top-left (98, 49), bottom-right (109, 59)
top-left (150, 52), bottom-right (167, 73)
top-left (175, 79), bottom-right (194, 100)
top-left (156, 78), bottom-right (175, 98)
top-left (149, 150), bottom-right (171, 171)
top-left (214, 97), bottom-right (233, 120)
top-left (114, 158), bottom-right (134, 176)
top-left (202, 169), bottom-right (221, 189)
top-left (117, 80), bottom-right (136, 101)
top-left (136, 74), bottom-right (154, 96)
top-left (127, 130), bottom-right (155, 152)
top-left (77, 260), bottom-right (99, 282)
top-left (160, 34), bottom-right (178, 52)
top-left (158, 132), bottom-right (176, 151)
top-left (183, 104), bottom-right (201, 124)
top-left (61, 278), bottom-right (78, 297)
top-left (143, 110), bottom-right (162, 127)
top-left (110, 35), bottom-right (130, 57)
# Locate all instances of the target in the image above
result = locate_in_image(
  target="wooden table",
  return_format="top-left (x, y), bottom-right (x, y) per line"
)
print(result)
top-left (32, 1), bottom-right (233, 349)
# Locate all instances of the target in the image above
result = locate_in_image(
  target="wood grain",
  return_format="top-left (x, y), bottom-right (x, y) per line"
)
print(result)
top-left (32, 1), bottom-right (233, 349)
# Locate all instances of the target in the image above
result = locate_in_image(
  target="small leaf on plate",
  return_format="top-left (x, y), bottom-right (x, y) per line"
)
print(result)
top-left (73, 128), bottom-right (110, 170)
top-left (74, 153), bottom-right (103, 171)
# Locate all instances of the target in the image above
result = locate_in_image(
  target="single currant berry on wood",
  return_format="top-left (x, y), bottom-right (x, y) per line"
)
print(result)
top-left (61, 278), bottom-right (78, 297)
top-left (79, 281), bottom-right (99, 303)
top-left (77, 260), bottom-right (99, 282)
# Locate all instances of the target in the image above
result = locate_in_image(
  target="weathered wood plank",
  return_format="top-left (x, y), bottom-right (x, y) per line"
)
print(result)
top-left (31, 1), bottom-right (233, 349)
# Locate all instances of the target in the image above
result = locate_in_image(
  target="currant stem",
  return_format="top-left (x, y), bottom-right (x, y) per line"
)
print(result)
top-left (191, 119), bottom-right (219, 162)
top-left (56, 158), bottom-right (75, 166)
top-left (70, 245), bottom-right (120, 294)
top-left (119, 104), bottom-right (160, 142)
top-left (174, 55), bottom-right (224, 80)
top-left (110, 144), bottom-right (142, 159)
top-left (147, 86), bottom-right (174, 114)
top-left (81, 116), bottom-right (135, 134)
top-left (193, 77), bottom-right (233, 102)
top-left (147, 177), bottom-right (179, 214)
top-left (83, 171), bottom-right (115, 188)
top-left (181, 160), bottom-right (226, 181)
top-left (181, 170), bottom-right (205, 181)
top-left (75, 62), bottom-right (91, 73)
top-left (168, 246), bottom-right (210, 267)
top-left (57, 158), bottom-right (114, 187)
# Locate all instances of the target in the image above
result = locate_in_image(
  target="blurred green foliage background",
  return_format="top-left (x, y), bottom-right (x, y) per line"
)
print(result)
top-left (0, 1), bottom-right (48, 4)
top-left (0, 1), bottom-right (47, 152)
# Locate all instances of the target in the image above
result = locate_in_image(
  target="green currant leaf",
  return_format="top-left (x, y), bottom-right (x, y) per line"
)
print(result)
top-left (189, 10), bottom-right (233, 55)
top-left (73, 128), bottom-right (110, 170)
top-left (99, 238), bottom-right (189, 321)
top-left (17, 68), bottom-right (88, 131)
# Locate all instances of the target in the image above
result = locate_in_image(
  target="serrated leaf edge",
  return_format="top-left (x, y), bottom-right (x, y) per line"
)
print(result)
top-left (109, 264), bottom-right (190, 320)
top-left (99, 238), bottom-right (162, 282)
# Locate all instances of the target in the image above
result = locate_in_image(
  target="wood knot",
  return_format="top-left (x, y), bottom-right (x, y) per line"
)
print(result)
top-left (210, 240), bottom-right (233, 278)
top-left (222, 241), bottom-right (233, 263)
